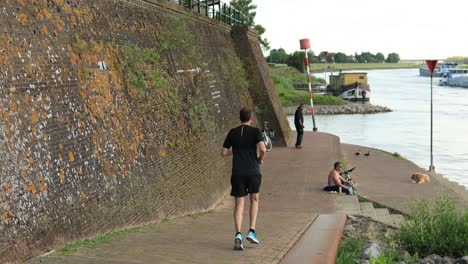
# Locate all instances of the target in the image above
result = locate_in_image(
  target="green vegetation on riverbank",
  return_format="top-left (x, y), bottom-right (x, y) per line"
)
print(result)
top-left (394, 195), bottom-right (468, 258)
top-left (269, 65), bottom-right (343, 106)
top-left (307, 63), bottom-right (419, 73)
top-left (337, 195), bottom-right (468, 263)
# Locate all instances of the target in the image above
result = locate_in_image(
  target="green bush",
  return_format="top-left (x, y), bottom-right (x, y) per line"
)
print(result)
top-left (370, 249), bottom-right (419, 264)
top-left (269, 67), bottom-right (343, 107)
top-left (336, 236), bottom-right (363, 264)
top-left (393, 195), bottom-right (468, 258)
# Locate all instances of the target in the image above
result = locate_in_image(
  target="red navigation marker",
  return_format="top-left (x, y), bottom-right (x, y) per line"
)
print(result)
top-left (300, 39), bottom-right (310, 50)
top-left (299, 38), bottom-right (317, 131)
top-left (426, 60), bottom-right (438, 77)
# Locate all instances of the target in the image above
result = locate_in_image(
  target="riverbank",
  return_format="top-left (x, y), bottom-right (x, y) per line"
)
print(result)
top-left (283, 102), bottom-right (392, 115)
top-left (310, 63), bottom-right (419, 72)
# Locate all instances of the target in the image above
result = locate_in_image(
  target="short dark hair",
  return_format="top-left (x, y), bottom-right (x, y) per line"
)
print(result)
top-left (239, 107), bottom-right (253, 122)
top-left (334, 162), bottom-right (342, 169)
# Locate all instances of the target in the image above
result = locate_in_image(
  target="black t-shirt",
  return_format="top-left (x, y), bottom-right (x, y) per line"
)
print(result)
top-left (223, 125), bottom-right (264, 176)
top-left (294, 108), bottom-right (304, 127)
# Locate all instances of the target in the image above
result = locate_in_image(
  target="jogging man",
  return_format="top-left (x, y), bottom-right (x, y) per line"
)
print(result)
top-left (294, 103), bottom-right (305, 149)
top-left (222, 107), bottom-right (266, 250)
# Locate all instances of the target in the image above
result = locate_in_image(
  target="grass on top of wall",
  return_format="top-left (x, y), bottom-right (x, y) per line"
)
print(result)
top-left (269, 65), bottom-right (343, 107)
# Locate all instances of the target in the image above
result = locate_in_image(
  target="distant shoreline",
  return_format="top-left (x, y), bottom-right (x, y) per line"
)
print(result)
top-left (283, 103), bottom-right (392, 115)
top-left (270, 63), bottom-right (421, 73)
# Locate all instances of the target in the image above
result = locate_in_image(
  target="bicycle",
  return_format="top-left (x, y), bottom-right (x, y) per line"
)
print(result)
top-left (262, 121), bottom-right (274, 152)
top-left (340, 167), bottom-right (357, 195)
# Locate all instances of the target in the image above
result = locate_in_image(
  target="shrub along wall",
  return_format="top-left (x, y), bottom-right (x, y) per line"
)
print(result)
top-left (0, 0), bottom-right (288, 261)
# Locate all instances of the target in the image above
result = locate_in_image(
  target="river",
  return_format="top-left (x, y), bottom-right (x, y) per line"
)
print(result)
top-left (287, 68), bottom-right (468, 189)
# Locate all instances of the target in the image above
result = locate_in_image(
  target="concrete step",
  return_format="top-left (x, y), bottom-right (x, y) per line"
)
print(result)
top-left (334, 196), bottom-right (360, 215)
top-left (334, 197), bottom-right (406, 228)
top-left (391, 214), bottom-right (406, 227)
top-left (281, 214), bottom-right (347, 264)
top-left (374, 214), bottom-right (405, 228)
top-left (374, 208), bottom-right (390, 216)
top-left (358, 202), bottom-right (376, 216)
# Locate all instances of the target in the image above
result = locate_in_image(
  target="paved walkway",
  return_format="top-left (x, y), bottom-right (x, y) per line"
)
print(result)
top-left (342, 143), bottom-right (468, 213)
top-left (27, 134), bottom-right (468, 264)
top-left (28, 132), bottom-right (341, 264)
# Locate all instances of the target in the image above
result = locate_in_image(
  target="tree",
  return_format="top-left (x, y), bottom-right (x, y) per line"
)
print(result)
top-left (333, 52), bottom-right (348, 63)
top-left (253, 25), bottom-right (270, 50)
top-left (386, 53), bottom-right (400, 63)
top-left (266, 48), bottom-right (288, 63)
top-left (376, 52), bottom-right (385, 63)
top-left (231, 0), bottom-right (270, 50)
top-left (360, 52), bottom-right (376, 63)
top-left (230, 0), bottom-right (256, 26)
top-left (286, 51), bottom-right (315, 72)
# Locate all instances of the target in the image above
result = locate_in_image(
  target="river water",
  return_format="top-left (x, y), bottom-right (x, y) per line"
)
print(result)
top-left (287, 68), bottom-right (468, 189)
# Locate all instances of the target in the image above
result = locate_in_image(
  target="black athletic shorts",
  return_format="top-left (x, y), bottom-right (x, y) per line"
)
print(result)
top-left (230, 174), bottom-right (262, 197)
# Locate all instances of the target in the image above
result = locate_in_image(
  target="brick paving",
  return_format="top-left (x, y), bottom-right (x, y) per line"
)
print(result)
top-left (28, 132), bottom-right (341, 264)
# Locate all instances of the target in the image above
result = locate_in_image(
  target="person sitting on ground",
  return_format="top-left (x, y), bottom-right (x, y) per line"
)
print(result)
top-left (323, 161), bottom-right (352, 194)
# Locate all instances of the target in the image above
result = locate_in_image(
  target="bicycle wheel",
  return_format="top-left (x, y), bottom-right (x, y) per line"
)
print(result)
top-left (264, 134), bottom-right (272, 152)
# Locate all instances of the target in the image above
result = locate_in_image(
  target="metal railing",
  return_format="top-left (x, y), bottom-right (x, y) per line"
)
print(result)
top-left (168, 0), bottom-right (242, 26)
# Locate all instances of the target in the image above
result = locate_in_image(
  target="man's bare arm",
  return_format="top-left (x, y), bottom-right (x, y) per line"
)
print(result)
top-left (339, 175), bottom-right (349, 184)
top-left (221, 147), bottom-right (232, 157)
top-left (333, 173), bottom-right (347, 188)
top-left (257, 141), bottom-right (266, 164)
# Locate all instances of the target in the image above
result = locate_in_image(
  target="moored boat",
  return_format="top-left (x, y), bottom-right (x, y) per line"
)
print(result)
top-left (328, 72), bottom-right (371, 102)
top-left (439, 68), bottom-right (468, 88)
top-left (419, 62), bottom-right (463, 77)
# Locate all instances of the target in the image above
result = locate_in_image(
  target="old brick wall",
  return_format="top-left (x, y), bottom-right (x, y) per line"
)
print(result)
top-left (231, 26), bottom-right (292, 146)
top-left (0, 0), bottom-right (287, 262)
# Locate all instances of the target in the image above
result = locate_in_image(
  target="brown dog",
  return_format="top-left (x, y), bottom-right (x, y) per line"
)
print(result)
top-left (411, 173), bottom-right (431, 184)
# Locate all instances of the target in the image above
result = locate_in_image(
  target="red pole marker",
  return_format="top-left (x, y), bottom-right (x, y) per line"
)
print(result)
top-left (426, 60), bottom-right (438, 77)
top-left (299, 38), bottom-right (317, 132)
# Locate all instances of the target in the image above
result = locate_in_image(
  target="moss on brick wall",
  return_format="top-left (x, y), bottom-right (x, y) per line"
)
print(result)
top-left (0, 0), bottom-right (259, 262)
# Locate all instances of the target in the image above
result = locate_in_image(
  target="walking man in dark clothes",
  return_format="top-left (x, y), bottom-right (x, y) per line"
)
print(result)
top-left (221, 107), bottom-right (267, 250)
top-left (294, 103), bottom-right (305, 149)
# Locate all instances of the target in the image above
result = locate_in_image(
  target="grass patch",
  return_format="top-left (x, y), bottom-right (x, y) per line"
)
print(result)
top-left (59, 226), bottom-right (143, 256)
top-left (188, 211), bottom-right (213, 219)
top-left (336, 236), bottom-right (363, 264)
top-left (269, 65), bottom-right (343, 107)
top-left (392, 152), bottom-right (407, 161)
top-left (393, 195), bottom-right (468, 258)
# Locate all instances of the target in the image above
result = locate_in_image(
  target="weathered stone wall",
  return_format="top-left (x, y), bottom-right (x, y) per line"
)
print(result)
top-left (231, 26), bottom-right (292, 146)
top-left (0, 0), bottom-right (287, 262)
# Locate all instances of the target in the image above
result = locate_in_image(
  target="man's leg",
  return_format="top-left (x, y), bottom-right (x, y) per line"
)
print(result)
top-left (234, 197), bottom-right (245, 233)
top-left (246, 193), bottom-right (260, 244)
top-left (295, 129), bottom-right (300, 146)
top-left (233, 196), bottom-right (245, 250)
top-left (249, 193), bottom-right (259, 230)
top-left (298, 130), bottom-right (304, 146)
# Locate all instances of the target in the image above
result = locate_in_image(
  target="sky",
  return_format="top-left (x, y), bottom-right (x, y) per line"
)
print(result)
top-left (253, 0), bottom-right (467, 60)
